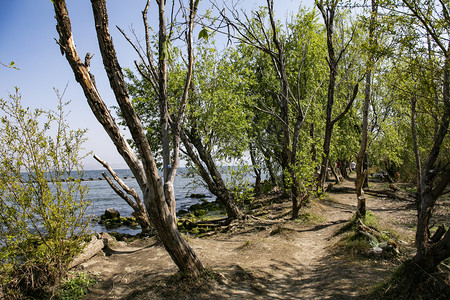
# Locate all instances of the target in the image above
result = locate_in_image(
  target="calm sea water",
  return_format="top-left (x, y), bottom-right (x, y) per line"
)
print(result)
top-left (83, 168), bottom-right (215, 234)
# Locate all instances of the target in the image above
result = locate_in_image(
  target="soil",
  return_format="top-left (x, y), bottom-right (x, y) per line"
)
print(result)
top-left (77, 177), bottom-right (445, 299)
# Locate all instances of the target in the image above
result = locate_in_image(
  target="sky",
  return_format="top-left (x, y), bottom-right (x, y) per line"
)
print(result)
top-left (0, 0), bottom-right (314, 170)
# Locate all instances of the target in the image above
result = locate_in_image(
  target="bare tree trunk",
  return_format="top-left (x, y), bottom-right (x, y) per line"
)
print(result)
top-left (257, 140), bottom-right (278, 188)
top-left (249, 143), bottom-right (262, 195)
top-left (310, 123), bottom-right (317, 162)
top-left (53, 0), bottom-right (204, 276)
top-left (339, 160), bottom-right (350, 180)
top-left (330, 162), bottom-right (340, 184)
top-left (363, 153), bottom-right (369, 188)
top-left (411, 95), bottom-right (422, 198)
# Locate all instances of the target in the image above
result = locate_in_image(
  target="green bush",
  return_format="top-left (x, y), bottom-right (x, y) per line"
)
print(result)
top-left (0, 89), bottom-right (91, 298)
top-left (225, 165), bottom-right (254, 208)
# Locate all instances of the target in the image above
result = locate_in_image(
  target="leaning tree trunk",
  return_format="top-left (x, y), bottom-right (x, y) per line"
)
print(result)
top-left (181, 129), bottom-right (244, 220)
top-left (53, 0), bottom-right (204, 276)
top-left (330, 161), bottom-right (340, 184)
top-left (414, 172), bottom-right (450, 272)
top-left (249, 143), bottom-right (262, 195)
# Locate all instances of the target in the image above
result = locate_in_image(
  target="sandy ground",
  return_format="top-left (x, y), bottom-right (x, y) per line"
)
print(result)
top-left (78, 178), bottom-right (426, 299)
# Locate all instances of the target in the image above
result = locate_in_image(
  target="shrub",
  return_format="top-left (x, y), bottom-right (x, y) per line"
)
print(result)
top-left (0, 89), bottom-right (91, 298)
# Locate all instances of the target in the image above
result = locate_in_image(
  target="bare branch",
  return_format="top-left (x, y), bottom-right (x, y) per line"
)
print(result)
top-left (116, 25), bottom-right (158, 91)
top-left (94, 154), bottom-right (144, 209)
top-left (331, 82), bottom-right (360, 126)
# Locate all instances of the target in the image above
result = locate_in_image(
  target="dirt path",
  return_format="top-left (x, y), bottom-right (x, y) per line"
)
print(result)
top-left (80, 179), bottom-right (417, 299)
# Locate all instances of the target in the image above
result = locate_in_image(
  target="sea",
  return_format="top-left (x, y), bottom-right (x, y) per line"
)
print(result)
top-left (83, 168), bottom-right (216, 235)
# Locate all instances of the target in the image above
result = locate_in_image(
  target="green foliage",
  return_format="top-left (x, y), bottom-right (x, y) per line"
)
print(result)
top-left (225, 165), bottom-right (254, 208)
top-left (186, 44), bottom-right (254, 160)
top-left (0, 89), bottom-right (91, 298)
top-left (57, 272), bottom-right (96, 300)
top-left (365, 0), bottom-right (450, 181)
top-left (283, 142), bottom-right (319, 204)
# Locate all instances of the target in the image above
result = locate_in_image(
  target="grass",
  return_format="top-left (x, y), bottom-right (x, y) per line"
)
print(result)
top-left (295, 212), bottom-right (326, 225)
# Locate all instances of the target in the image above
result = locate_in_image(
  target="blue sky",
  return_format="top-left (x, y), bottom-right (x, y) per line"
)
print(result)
top-left (0, 0), bottom-right (312, 170)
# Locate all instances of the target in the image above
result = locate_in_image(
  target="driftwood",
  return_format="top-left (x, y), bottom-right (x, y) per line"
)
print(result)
top-left (357, 219), bottom-right (380, 234)
top-left (356, 219), bottom-right (381, 243)
top-left (69, 233), bottom-right (111, 269)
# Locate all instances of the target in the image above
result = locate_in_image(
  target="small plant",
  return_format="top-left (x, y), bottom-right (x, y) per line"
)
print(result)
top-left (363, 210), bottom-right (380, 229)
top-left (235, 240), bottom-right (253, 251)
top-left (58, 272), bottom-right (96, 300)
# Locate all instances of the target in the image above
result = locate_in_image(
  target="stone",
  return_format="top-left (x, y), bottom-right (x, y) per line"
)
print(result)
top-left (104, 208), bottom-right (120, 219)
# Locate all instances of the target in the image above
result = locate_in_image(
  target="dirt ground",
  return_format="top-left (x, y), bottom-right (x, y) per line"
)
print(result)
top-left (77, 177), bottom-right (434, 299)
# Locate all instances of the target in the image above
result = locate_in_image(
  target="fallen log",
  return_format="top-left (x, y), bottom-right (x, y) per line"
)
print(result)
top-left (69, 233), bottom-right (107, 269)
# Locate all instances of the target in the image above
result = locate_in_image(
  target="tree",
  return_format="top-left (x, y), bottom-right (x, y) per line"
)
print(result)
top-left (125, 38), bottom-right (248, 220)
top-left (0, 89), bottom-right (90, 297)
top-left (316, 0), bottom-right (362, 191)
top-left (355, 0), bottom-right (378, 218)
top-left (221, 1), bottom-right (326, 218)
top-left (399, 0), bottom-right (450, 273)
top-left (52, 0), bottom-right (204, 276)
top-left (94, 154), bottom-right (152, 234)
top-left (376, 0), bottom-right (450, 274)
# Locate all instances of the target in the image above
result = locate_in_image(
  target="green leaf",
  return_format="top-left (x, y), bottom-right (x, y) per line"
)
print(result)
top-left (198, 28), bottom-right (209, 41)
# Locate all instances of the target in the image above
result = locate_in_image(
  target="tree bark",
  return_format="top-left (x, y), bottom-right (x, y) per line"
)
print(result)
top-left (339, 160), bottom-right (350, 180)
top-left (69, 234), bottom-right (106, 269)
top-left (330, 162), bottom-right (340, 184)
